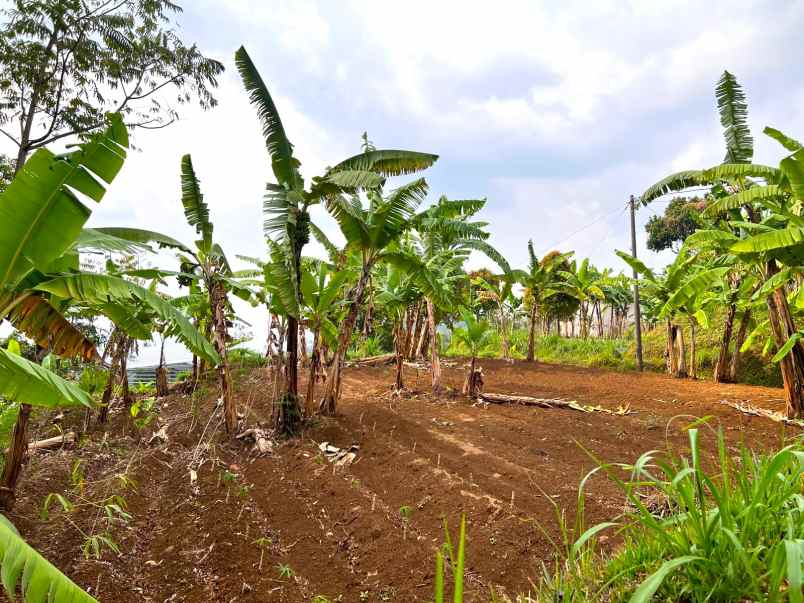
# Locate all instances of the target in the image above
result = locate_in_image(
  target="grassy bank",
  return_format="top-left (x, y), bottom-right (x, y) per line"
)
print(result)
top-left (444, 325), bottom-right (782, 387)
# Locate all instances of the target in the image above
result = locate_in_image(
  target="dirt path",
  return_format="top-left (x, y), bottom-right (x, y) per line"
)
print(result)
top-left (12, 359), bottom-right (792, 602)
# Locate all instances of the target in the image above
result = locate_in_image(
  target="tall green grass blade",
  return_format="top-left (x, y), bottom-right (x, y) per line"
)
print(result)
top-left (629, 556), bottom-right (701, 603)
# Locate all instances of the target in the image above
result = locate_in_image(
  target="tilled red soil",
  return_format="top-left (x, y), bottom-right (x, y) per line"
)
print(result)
top-left (8, 359), bottom-right (793, 602)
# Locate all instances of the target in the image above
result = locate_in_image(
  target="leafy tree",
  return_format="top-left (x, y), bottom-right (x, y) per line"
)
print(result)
top-left (0, 0), bottom-right (224, 167)
top-left (645, 197), bottom-right (703, 252)
top-left (235, 46), bottom-right (437, 432)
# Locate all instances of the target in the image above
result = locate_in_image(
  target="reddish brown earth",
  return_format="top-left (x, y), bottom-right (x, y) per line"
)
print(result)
top-left (7, 359), bottom-right (793, 602)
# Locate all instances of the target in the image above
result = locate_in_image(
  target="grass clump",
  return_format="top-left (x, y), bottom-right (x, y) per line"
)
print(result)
top-left (532, 430), bottom-right (804, 602)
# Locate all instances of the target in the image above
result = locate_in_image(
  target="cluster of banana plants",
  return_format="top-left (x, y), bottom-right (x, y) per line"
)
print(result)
top-left (625, 71), bottom-right (804, 418)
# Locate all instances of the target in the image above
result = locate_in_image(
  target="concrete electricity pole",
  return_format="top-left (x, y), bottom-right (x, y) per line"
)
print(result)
top-left (629, 195), bottom-right (644, 371)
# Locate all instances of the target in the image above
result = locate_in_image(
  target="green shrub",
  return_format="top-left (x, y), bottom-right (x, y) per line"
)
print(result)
top-left (227, 347), bottom-right (267, 368)
top-left (533, 430), bottom-right (804, 602)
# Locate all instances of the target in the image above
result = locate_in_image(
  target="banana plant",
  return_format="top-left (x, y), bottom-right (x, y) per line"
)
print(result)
top-left (300, 260), bottom-right (351, 412)
top-left (452, 308), bottom-right (492, 399)
top-left (318, 180), bottom-right (431, 414)
top-left (511, 243), bottom-right (573, 361)
top-left (376, 264), bottom-right (419, 391)
top-left (91, 155), bottom-right (246, 433)
top-left (558, 258), bottom-right (606, 340)
top-left (235, 46), bottom-right (438, 432)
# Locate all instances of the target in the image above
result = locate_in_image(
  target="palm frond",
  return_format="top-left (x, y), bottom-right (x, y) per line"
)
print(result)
top-left (764, 126), bottom-right (802, 152)
top-left (716, 71), bottom-right (753, 164)
top-left (327, 149), bottom-right (438, 177)
top-left (702, 163), bottom-right (782, 183)
top-left (731, 226), bottom-right (804, 254)
top-left (263, 183), bottom-right (292, 240)
top-left (325, 169), bottom-right (385, 190)
top-left (458, 239), bottom-right (511, 274)
top-left (180, 155), bottom-right (213, 251)
top-left (89, 227), bottom-right (191, 254)
top-left (641, 170), bottom-right (707, 204)
top-left (235, 46), bottom-right (301, 189)
top-left (704, 185), bottom-right (785, 216)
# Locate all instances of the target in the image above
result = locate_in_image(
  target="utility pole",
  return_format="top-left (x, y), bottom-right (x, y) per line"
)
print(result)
top-left (629, 195), bottom-right (644, 371)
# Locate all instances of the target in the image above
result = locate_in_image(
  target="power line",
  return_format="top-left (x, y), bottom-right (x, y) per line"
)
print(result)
top-left (538, 204), bottom-right (627, 254)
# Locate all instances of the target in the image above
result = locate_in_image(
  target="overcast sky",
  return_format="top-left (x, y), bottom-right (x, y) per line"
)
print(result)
top-left (13, 1), bottom-right (804, 364)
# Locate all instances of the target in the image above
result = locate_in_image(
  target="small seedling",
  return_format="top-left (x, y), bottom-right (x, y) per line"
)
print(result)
top-left (253, 537), bottom-right (272, 570)
top-left (399, 505), bottom-right (413, 523)
top-left (277, 563), bottom-right (294, 579)
top-left (82, 532), bottom-right (120, 560)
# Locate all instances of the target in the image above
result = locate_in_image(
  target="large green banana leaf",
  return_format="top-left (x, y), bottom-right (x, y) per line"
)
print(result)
top-left (0, 115), bottom-right (128, 290)
top-left (35, 274), bottom-right (220, 365)
top-left (0, 347), bottom-right (92, 408)
top-left (0, 513), bottom-right (97, 602)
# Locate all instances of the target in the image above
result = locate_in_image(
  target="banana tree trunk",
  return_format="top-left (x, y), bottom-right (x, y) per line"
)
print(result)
top-left (403, 305), bottom-right (415, 360)
top-left (499, 305), bottom-right (510, 360)
top-left (0, 403), bottom-right (32, 510)
top-left (729, 309), bottom-right (751, 383)
top-left (210, 281), bottom-right (236, 434)
top-left (304, 326), bottom-right (320, 417)
top-left (714, 302), bottom-right (737, 383)
top-left (408, 302), bottom-right (423, 359)
top-left (319, 265), bottom-right (372, 416)
top-left (299, 323), bottom-right (308, 368)
top-left (416, 321), bottom-right (429, 360)
top-left (427, 297), bottom-right (442, 394)
top-left (98, 332), bottom-right (125, 424)
top-left (526, 303), bottom-right (537, 362)
top-left (120, 337), bottom-right (133, 408)
top-left (156, 335), bottom-right (168, 397)
top-left (766, 262), bottom-right (804, 417)
top-left (689, 319), bottom-right (697, 379)
top-left (596, 302), bottom-right (603, 338)
top-left (675, 324), bottom-right (688, 378)
top-left (667, 320), bottom-right (679, 377)
top-left (394, 320), bottom-right (404, 391)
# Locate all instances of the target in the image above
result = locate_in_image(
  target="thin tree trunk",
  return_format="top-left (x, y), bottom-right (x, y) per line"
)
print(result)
top-left (729, 309), bottom-right (751, 383)
top-left (526, 303), bottom-right (537, 362)
top-left (675, 324), bottom-right (688, 378)
top-left (299, 323), bottom-right (308, 368)
top-left (209, 281), bottom-right (236, 433)
top-left (408, 302), bottom-right (423, 359)
top-left (319, 265), bottom-right (372, 415)
top-left (416, 321), bottom-right (429, 359)
top-left (689, 319), bottom-right (697, 379)
top-left (156, 335), bottom-right (168, 397)
top-left (394, 320), bottom-right (404, 391)
top-left (120, 337), bottom-right (133, 408)
top-left (304, 327), bottom-right (320, 417)
top-left (0, 403), bottom-right (32, 510)
top-left (714, 302), bottom-right (737, 383)
top-left (427, 297), bottom-right (442, 395)
top-left (666, 320), bottom-right (677, 375)
top-left (98, 333), bottom-right (125, 424)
